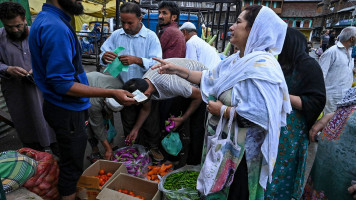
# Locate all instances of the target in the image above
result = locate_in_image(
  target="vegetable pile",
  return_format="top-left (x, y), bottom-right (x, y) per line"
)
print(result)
top-left (117, 189), bottom-right (146, 199)
top-left (112, 145), bottom-right (150, 177)
top-left (147, 164), bottom-right (173, 182)
top-left (163, 171), bottom-right (199, 191)
top-left (18, 148), bottom-right (59, 200)
top-left (158, 166), bottom-right (201, 200)
top-left (94, 169), bottom-right (112, 188)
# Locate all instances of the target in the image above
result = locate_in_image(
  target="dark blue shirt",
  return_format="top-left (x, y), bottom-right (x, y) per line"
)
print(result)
top-left (29, 3), bottom-right (90, 111)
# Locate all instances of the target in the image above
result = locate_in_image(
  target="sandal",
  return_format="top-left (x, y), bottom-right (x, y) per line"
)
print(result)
top-left (87, 152), bottom-right (103, 163)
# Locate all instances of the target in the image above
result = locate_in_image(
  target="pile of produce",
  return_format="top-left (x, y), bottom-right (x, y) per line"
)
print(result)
top-left (94, 169), bottom-right (112, 188)
top-left (163, 171), bottom-right (199, 191)
top-left (112, 145), bottom-right (150, 177)
top-left (18, 148), bottom-right (59, 200)
top-left (158, 165), bottom-right (201, 200)
top-left (147, 164), bottom-right (173, 182)
top-left (117, 188), bottom-right (146, 199)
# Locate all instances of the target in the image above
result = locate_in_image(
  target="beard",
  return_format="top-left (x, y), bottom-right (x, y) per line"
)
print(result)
top-left (158, 18), bottom-right (170, 26)
top-left (7, 25), bottom-right (29, 42)
top-left (58, 0), bottom-right (84, 15)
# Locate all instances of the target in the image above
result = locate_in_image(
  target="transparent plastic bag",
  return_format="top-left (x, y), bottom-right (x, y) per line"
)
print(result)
top-left (112, 144), bottom-right (151, 178)
top-left (158, 165), bottom-right (201, 200)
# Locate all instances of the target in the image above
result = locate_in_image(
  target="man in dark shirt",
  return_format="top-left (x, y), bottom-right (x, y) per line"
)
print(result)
top-left (158, 1), bottom-right (186, 59)
top-left (29, 0), bottom-right (135, 199)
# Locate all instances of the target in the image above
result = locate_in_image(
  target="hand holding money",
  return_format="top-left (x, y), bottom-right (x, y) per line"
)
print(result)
top-left (111, 89), bottom-right (136, 106)
top-left (132, 90), bottom-right (148, 102)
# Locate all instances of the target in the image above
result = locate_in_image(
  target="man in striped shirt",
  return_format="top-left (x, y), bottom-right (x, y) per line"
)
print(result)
top-left (123, 58), bottom-right (207, 165)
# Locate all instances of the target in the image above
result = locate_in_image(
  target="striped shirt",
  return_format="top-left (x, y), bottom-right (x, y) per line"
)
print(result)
top-left (143, 58), bottom-right (207, 100)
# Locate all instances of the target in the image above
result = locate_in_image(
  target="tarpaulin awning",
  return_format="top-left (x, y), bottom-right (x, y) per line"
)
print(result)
top-left (29, 0), bottom-right (117, 17)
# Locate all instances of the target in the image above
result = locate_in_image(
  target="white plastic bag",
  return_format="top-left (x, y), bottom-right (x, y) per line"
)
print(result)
top-left (197, 106), bottom-right (241, 196)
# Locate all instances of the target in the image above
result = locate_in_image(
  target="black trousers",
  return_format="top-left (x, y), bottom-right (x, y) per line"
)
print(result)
top-left (322, 44), bottom-right (328, 52)
top-left (121, 100), bottom-right (160, 149)
top-left (186, 102), bottom-right (206, 165)
top-left (43, 101), bottom-right (88, 196)
top-left (228, 153), bottom-right (249, 200)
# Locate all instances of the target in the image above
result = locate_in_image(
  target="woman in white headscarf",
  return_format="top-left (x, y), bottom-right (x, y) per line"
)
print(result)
top-left (79, 23), bottom-right (93, 54)
top-left (153, 5), bottom-right (291, 199)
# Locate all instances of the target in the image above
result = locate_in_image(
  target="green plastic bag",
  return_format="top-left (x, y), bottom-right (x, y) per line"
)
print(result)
top-left (104, 119), bottom-right (117, 143)
top-left (104, 47), bottom-right (129, 77)
top-left (161, 132), bottom-right (182, 156)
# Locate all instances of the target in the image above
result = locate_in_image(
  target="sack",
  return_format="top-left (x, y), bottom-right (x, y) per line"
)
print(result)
top-left (0, 151), bottom-right (37, 194)
top-left (158, 165), bottom-right (201, 200)
top-left (197, 106), bottom-right (241, 196)
top-left (161, 132), bottom-right (182, 156)
top-left (18, 148), bottom-right (60, 200)
top-left (315, 47), bottom-right (323, 56)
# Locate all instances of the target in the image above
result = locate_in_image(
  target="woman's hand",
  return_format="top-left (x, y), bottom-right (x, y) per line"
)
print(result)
top-left (152, 57), bottom-right (186, 76)
top-left (309, 112), bottom-right (334, 142)
top-left (207, 100), bottom-right (224, 116)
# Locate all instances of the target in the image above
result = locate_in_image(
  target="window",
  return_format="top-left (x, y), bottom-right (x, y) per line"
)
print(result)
top-left (296, 20), bottom-right (301, 27)
top-left (303, 20), bottom-right (310, 28)
top-left (288, 20), bottom-right (294, 27)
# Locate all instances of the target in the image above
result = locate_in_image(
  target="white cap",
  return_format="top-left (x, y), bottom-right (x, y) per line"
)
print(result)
top-left (179, 22), bottom-right (197, 31)
top-left (105, 98), bottom-right (124, 112)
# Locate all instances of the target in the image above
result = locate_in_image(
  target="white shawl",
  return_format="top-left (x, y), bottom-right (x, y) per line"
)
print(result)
top-left (200, 6), bottom-right (291, 189)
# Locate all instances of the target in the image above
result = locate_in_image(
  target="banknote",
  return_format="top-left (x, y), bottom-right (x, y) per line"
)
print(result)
top-left (132, 90), bottom-right (148, 102)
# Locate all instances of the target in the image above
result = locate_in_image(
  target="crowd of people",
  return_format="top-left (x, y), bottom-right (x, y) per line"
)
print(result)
top-left (0, 0), bottom-right (355, 200)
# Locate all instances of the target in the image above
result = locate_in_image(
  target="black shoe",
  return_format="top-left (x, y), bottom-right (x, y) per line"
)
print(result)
top-left (87, 152), bottom-right (103, 163)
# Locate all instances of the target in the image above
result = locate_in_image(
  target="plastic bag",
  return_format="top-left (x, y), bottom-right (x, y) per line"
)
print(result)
top-left (105, 119), bottom-right (117, 143)
top-left (161, 132), bottom-right (182, 156)
top-left (0, 151), bottom-right (37, 194)
top-left (158, 165), bottom-right (201, 200)
top-left (104, 47), bottom-right (129, 77)
top-left (112, 144), bottom-right (151, 177)
top-left (197, 106), bottom-right (241, 196)
top-left (315, 47), bottom-right (323, 56)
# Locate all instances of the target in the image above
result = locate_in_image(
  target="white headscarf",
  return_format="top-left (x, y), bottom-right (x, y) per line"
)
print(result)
top-left (200, 6), bottom-right (291, 189)
top-left (82, 23), bottom-right (89, 32)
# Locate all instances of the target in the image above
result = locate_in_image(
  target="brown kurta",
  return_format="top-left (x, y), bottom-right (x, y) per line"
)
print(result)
top-left (0, 28), bottom-right (56, 147)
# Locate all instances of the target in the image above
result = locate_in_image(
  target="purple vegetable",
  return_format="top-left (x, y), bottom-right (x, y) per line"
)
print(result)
top-left (165, 116), bottom-right (176, 132)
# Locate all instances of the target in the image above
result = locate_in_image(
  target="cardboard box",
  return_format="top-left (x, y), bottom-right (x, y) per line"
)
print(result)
top-left (97, 173), bottom-right (162, 200)
top-left (76, 160), bottom-right (127, 200)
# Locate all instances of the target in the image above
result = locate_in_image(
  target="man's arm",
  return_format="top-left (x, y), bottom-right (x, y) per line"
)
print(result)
top-left (38, 26), bottom-right (136, 106)
top-left (100, 32), bottom-right (116, 65)
top-left (66, 83), bottom-right (135, 106)
top-left (170, 87), bottom-right (202, 130)
top-left (319, 50), bottom-right (334, 79)
top-left (126, 100), bottom-right (152, 141)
